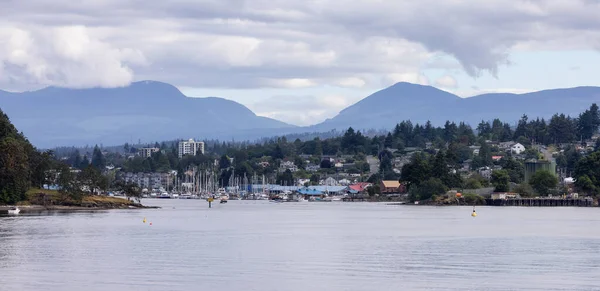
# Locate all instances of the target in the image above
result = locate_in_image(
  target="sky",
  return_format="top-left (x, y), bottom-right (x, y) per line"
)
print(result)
top-left (1, 0), bottom-right (600, 126)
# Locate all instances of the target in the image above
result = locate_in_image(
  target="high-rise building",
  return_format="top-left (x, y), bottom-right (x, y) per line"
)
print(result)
top-left (138, 147), bottom-right (159, 158)
top-left (178, 139), bottom-right (205, 158)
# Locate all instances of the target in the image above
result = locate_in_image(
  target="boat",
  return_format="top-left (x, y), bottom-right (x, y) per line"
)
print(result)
top-left (157, 192), bottom-right (171, 199)
top-left (7, 207), bottom-right (20, 215)
top-left (220, 195), bottom-right (228, 203)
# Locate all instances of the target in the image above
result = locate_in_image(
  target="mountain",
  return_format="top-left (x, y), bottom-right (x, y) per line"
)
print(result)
top-left (313, 82), bottom-right (600, 131)
top-left (0, 81), bottom-right (295, 148)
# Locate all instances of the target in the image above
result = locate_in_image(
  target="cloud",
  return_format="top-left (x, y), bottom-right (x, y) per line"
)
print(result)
top-left (249, 93), bottom-right (361, 125)
top-left (435, 75), bottom-right (458, 89)
top-left (0, 24), bottom-right (147, 89)
top-left (1, 0), bottom-right (600, 91)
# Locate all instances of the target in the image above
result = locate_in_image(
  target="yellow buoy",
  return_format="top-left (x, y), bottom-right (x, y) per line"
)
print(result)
top-left (471, 211), bottom-right (477, 217)
top-left (143, 217), bottom-right (147, 223)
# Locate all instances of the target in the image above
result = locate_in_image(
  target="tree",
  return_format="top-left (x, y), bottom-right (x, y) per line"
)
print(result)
top-left (91, 145), bottom-right (106, 170)
top-left (115, 181), bottom-right (143, 203)
top-left (320, 159), bottom-right (332, 169)
top-left (513, 183), bottom-right (535, 197)
top-left (574, 151), bottom-right (600, 195)
top-left (400, 153), bottom-right (431, 190)
top-left (491, 170), bottom-right (510, 192)
top-left (219, 154), bottom-right (231, 169)
top-left (548, 114), bottom-right (577, 144)
top-left (575, 175), bottom-right (596, 195)
top-left (80, 166), bottom-right (107, 195)
top-left (276, 169), bottom-right (295, 186)
top-left (408, 178), bottom-right (447, 202)
top-left (57, 163), bottom-right (84, 202)
top-left (577, 103), bottom-right (600, 140)
top-left (528, 170), bottom-right (557, 196)
top-left (0, 137), bottom-right (31, 204)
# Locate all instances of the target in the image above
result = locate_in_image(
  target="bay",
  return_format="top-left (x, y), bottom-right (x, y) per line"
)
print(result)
top-left (1, 200), bottom-right (599, 291)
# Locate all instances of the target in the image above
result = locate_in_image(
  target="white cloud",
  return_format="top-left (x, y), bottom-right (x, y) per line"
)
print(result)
top-left (435, 75), bottom-right (458, 89)
top-left (249, 93), bottom-right (362, 125)
top-left (0, 24), bottom-right (147, 89)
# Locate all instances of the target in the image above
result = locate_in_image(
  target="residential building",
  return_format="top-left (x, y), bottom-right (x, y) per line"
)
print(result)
top-left (279, 161), bottom-right (298, 173)
top-left (499, 141), bottom-right (516, 150)
top-left (119, 172), bottom-right (174, 190)
top-left (139, 147), bottom-right (159, 158)
top-left (178, 139), bottom-right (205, 158)
top-left (511, 143), bottom-right (526, 155)
top-left (306, 164), bottom-right (320, 172)
top-left (380, 180), bottom-right (406, 194)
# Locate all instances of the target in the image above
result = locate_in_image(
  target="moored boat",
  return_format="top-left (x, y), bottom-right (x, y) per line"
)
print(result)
top-left (7, 207), bottom-right (20, 215)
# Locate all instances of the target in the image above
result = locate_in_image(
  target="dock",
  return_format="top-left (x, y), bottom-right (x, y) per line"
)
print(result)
top-left (485, 198), bottom-right (594, 207)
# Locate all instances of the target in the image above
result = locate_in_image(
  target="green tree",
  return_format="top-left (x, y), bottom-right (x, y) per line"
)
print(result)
top-left (91, 145), bottom-right (106, 170)
top-left (548, 113), bottom-right (577, 144)
top-left (574, 151), bottom-right (600, 195)
top-left (577, 103), bottom-right (600, 140)
top-left (276, 169), bottom-right (295, 186)
top-left (513, 183), bottom-right (535, 197)
top-left (408, 178), bottom-right (447, 202)
top-left (0, 137), bottom-right (31, 204)
top-left (80, 166), bottom-right (107, 195)
top-left (575, 175), bottom-right (596, 195)
top-left (57, 163), bottom-right (84, 202)
top-left (400, 153), bottom-right (431, 190)
top-left (528, 170), bottom-right (557, 196)
top-left (115, 181), bottom-right (143, 203)
top-left (491, 170), bottom-right (510, 192)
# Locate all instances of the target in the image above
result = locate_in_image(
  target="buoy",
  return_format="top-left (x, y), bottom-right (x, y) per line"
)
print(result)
top-left (471, 211), bottom-right (477, 217)
top-left (149, 222), bottom-right (152, 226)
top-left (143, 217), bottom-right (147, 223)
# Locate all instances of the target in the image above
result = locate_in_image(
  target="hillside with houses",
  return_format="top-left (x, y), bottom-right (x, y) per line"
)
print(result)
top-left (46, 103), bottom-right (600, 204)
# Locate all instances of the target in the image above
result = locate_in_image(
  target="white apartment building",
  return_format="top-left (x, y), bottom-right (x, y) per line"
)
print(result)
top-left (178, 139), bottom-right (205, 158)
top-left (139, 147), bottom-right (159, 158)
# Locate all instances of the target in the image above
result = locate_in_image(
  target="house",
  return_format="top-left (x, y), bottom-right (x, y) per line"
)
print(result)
top-left (380, 180), bottom-right (406, 194)
top-left (279, 161), bottom-right (298, 173)
top-left (338, 179), bottom-right (352, 186)
top-left (469, 145), bottom-right (481, 156)
top-left (511, 143), bottom-right (526, 155)
top-left (334, 162), bottom-right (344, 168)
top-left (257, 161), bottom-right (270, 168)
top-left (322, 177), bottom-right (339, 186)
top-left (499, 141), bottom-right (516, 150)
top-left (306, 164), bottom-right (320, 172)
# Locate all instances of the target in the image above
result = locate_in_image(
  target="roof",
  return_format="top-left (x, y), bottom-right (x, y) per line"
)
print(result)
top-left (382, 180), bottom-right (401, 188)
top-left (349, 182), bottom-right (372, 192)
top-left (297, 188), bottom-right (324, 195)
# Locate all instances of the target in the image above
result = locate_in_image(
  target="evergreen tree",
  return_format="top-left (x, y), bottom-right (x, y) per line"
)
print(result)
top-left (91, 145), bottom-right (106, 170)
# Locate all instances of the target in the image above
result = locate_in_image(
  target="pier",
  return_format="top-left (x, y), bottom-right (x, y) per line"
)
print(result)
top-left (485, 198), bottom-right (594, 207)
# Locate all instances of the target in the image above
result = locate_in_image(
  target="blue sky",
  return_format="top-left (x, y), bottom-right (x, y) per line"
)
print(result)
top-left (1, 1), bottom-right (600, 126)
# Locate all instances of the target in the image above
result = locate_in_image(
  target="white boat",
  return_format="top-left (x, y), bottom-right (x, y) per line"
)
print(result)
top-left (7, 207), bottom-right (20, 215)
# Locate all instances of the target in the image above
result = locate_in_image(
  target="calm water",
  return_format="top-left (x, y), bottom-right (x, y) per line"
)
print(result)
top-left (1, 200), bottom-right (600, 291)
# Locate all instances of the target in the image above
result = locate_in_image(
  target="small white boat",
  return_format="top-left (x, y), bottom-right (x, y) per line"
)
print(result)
top-left (7, 207), bottom-right (20, 215)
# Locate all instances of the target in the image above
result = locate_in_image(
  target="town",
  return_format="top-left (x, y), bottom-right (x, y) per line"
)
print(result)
top-left (39, 103), bottom-right (600, 206)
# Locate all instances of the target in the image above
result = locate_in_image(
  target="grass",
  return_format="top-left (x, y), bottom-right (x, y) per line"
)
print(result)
top-left (25, 188), bottom-right (135, 207)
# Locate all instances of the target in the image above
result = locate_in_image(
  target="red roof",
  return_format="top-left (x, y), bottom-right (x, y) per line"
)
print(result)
top-left (349, 182), bottom-right (371, 191)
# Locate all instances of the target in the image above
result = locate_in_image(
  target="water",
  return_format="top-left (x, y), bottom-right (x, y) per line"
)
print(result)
top-left (1, 200), bottom-right (600, 291)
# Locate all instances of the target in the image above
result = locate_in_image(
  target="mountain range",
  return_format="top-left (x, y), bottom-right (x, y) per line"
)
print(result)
top-left (1, 80), bottom-right (599, 148)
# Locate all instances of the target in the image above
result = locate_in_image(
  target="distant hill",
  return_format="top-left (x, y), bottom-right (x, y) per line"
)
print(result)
top-left (0, 81), bottom-right (294, 148)
top-left (2, 80), bottom-right (599, 148)
top-left (312, 82), bottom-right (600, 131)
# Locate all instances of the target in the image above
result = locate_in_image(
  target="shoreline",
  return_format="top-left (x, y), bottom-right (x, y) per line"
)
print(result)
top-left (0, 203), bottom-right (159, 213)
